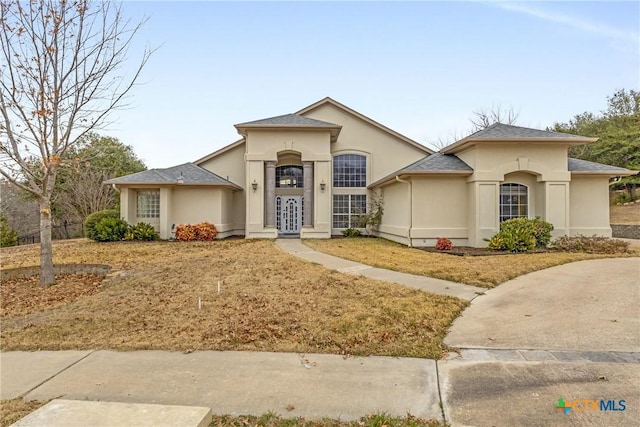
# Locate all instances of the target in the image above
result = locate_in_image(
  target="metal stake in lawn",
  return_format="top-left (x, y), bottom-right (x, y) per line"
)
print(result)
top-left (198, 297), bottom-right (202, 310)
top-left (218, 280), bottom-right (221, 294)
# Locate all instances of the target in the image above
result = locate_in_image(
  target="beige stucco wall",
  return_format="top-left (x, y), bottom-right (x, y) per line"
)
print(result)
top-left (410, 177), bottom-right (469, 246)
top-left (199, 142), bottom-right (246, 234)
top-left (118, 186), bottom-right (237, 239)
top-left (243, 129), bottom-right (333, 238)
top-left (457, 144), bottom-right (571, 182)
top-left (457, 144), bottom-right (574, 246)
top-left (302, 103), bottom-right (428, 182)
top-left (378, 180), bottom-right (411, 245)
top-left (569, 176), bottom-right (612, 237)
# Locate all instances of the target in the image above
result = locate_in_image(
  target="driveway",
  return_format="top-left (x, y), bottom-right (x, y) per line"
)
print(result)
top-left (445, 257), bottom-right (640, 352)
top-left (441, 257), bottom-right (640, 426)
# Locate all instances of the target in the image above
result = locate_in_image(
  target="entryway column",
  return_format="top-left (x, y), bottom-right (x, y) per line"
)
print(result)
top-left (265, 161), bottom-right (276, 227)
top-left (303, 161), bottom-right (313, 227)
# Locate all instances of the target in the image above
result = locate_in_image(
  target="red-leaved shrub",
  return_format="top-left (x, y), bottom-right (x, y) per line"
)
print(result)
top-left (175, 222), bottom-right (218, 241)
top-left (435, 237), bottom-right (452, 251)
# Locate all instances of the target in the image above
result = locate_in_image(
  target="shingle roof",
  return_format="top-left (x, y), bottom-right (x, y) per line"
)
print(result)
top-left (369, 153), bottom-right (472, 188)
top-left (441, 123), bottom-right (597, 154)
top-left (235, 114), bottom-right (339, 128)
top-left (465, 123), bottom-right (587, 140)
top-left (399, 153), bottom-right (472, 172)
top-left (568, 158), bottom-right (634, 174)
top-left (104, 163), bottom-right (241, 188)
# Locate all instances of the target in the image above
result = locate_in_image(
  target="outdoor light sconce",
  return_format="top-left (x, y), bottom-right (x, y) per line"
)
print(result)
top-left (251, 179), bottom-right (258, 192)
top-left (320, 180), bottom-right (326, 192)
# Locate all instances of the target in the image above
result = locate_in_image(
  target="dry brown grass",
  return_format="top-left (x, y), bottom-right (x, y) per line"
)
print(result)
top-left (610, 203), bottom-right (640, 224)
top-left (0, 399), bottom-right (46, 427)
top-left (0, 240), bottom-right (466, 359)
top-left (304, 238), bottom-right (638, 288)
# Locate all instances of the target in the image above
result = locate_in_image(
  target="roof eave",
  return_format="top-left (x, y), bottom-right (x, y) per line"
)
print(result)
top-left (104, 181), bottom-right (243, 190)
top-left (369, 170), bottom-right (473, 188)
top-left (441, 137), bottom-right (598, 154)
top-left (571, 170), bottom-right (637, 177)
top-left (234, 124), bottom-right (342, 142)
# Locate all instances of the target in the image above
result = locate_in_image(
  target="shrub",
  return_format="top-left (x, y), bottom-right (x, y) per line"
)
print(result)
top-left (488, 217), bottom-right (554, 252)
top-left (125, 222), bottom-right (159, 241)
top-left (93, 217), bottom-right (129, 242)
top-left (435, 237), bottom-right (452, 251)
top-left (341, 228), bottom-right (362, 238)
top-left (551, 235), bottom-right (630, 254)
top-left (0, 213), bottom-right (18, 247)
top-left (84, 209), bottom-right (119, 240)
top-left (175, 222), bottom-right (218, 241)
top-left (529, 218), bottom-right (554, 248)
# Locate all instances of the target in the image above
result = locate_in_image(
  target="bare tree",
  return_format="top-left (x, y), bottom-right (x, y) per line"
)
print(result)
top-left (470, 104), bottom-right (520, 132)
top-left (0, 0), bottom-right (152, 284)
top-left (428, 105), bottom-right (521, 151)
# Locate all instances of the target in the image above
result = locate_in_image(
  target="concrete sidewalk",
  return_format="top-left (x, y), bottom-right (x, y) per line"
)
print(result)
top-left (275, 239), bottom-right (485, 301)
top-left (1, 350), bottom-right (441, 422)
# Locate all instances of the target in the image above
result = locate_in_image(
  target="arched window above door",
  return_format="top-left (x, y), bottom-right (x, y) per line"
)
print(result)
top-left (275, 165), bottom-right (303, 188)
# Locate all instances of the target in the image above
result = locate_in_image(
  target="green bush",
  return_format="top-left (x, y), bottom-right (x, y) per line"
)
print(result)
top-left (93, 217), bottom-right (129, 242)
top-left (551, 235), bottom-right (630, 254)
top-left (341, 228), bottom-right (362, 238)
top-left (0, 213), bottom-right (18, 247)
top-left (125, 222), bottom-right (159, 241)
top-left (529, 218), bottom-right (554, 248)
top-left (488, 217), bottom-right (553, 253)
top-left (84, 209), bottom-right (119, 240)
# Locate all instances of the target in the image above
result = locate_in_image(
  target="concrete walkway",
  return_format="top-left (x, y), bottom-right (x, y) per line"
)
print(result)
top-left (275, 239), bottom-right (485, 300)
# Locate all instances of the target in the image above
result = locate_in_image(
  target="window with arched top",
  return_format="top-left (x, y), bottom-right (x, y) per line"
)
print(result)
top-left (333, 154), bottom-right (366, 187)
top-left (500, 183), bottom-right (528, 222)
top-left (275, 165), bottom-right (303, 188)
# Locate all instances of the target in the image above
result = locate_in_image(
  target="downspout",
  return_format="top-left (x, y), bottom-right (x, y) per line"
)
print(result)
top-left (111, 184), bottom-right (120, 193)
top-left (395, 176), bottom-right (412, 247)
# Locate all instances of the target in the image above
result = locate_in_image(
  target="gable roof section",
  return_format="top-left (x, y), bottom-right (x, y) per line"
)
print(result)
top-left (194, 138), bottom-right (245, 166)
top-left (104, 163), bottom-right (242, 189)
top-left (369, 153), bottom-right (472, 188)
top-left (568, 158), bottom-right (637, 176)
top-left (296, 97), bottom-right (433, 155)
top-left (235, 114), bottom-right (340, 128)
top-left (234, 113), bottom-right (342, 142)
top-left (441, 123), bottom-right (598, 154)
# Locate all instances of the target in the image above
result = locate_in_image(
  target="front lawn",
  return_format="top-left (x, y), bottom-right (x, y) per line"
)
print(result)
top-left (303, 238), bottom-right (637, 288)
top-left (0, 240), bottom-right (465, 359)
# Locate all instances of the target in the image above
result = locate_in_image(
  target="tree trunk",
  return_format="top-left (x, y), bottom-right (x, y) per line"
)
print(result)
top-left (39, 199), bottom-right (55, 286)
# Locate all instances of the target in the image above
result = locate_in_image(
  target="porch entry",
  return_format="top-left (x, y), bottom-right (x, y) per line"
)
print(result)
top-left (276, 196), bottom-right (303, 235)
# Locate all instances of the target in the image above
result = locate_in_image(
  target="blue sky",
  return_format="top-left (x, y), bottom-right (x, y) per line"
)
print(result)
top-left (108, 1), bottom-right (639, 168)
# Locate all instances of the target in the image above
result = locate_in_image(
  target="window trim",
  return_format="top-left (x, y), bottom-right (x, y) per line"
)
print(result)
top-left (332, 153), bottom-right (367, 188)
top-left (136, 190), bottom-right (160, 219)
top-left (499, 182), bottom-right (529, 222)
top-left (332, 193), bottom-right (367, 230)
top-left (275, 164), bottom-right (304, 188)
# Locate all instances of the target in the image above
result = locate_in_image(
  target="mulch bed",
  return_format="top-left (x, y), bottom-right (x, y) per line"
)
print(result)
top-left (416, 247), bottom-right (553, 257)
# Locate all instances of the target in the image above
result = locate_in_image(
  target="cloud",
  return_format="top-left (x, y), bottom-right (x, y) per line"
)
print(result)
top-left (492, 1), bottom-right (639, 52)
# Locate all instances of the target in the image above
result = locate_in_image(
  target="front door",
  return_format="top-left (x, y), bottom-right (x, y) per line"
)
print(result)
top-left (277, 196), bottom-right (302, 235)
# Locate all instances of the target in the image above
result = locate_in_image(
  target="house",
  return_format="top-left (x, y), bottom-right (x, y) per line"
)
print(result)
top-left (105, 97), bottom-right (634, 247)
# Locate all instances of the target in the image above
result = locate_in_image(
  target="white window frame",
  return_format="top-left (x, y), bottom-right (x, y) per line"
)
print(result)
top-left (332, 194), bottom-right (367, 230)
top-left (499, 183), bottom-right (529, 222)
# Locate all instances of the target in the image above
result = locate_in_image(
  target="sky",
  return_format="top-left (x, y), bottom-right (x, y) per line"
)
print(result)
top-left (104, 1), bottom-right (640, 168)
